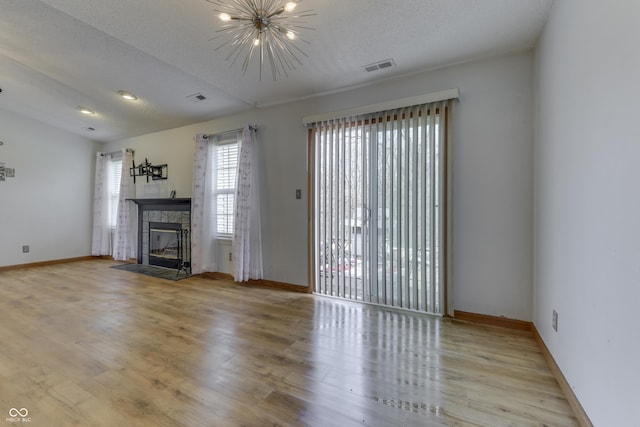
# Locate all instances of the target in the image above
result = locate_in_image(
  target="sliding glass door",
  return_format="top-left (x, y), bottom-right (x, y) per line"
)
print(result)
top-left (310, 101), bottom-right (453, 315)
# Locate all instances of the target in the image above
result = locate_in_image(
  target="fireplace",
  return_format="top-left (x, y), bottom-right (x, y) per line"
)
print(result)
top-left (129, 198), bottom-right (191, 274)
top-left (149, 222), bottom-right (183, 269)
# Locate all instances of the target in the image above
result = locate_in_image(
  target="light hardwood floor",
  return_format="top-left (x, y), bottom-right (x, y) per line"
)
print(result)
top-left (0, 259), bottom-right (577, 426)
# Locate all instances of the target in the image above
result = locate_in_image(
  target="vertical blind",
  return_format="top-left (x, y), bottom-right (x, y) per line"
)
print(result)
top-left (309, 99), bottom-right (455, 315)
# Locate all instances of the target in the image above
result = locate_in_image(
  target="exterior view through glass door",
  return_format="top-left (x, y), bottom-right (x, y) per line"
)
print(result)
top-left (310, 101), bottom-right (453, 315)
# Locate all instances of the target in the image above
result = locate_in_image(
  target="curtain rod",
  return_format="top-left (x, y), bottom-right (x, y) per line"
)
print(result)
top-left (204, 124), bottom-right (257, 139)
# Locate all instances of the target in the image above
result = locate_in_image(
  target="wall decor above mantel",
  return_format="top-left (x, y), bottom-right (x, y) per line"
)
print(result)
top-left (0, 141), bottom-right (14, 182)
top-left (130, 158), bottom-right (168, 183)
top-left (0, 162), bottom-right (15, 182)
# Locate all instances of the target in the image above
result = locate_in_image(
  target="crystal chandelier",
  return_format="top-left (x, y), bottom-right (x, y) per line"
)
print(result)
top-left (206, 0), bottom-right (315, 81)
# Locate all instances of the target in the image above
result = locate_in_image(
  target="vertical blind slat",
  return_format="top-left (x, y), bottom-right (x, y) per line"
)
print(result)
top-left (329, 120), bottom-right (335, 296)
top-left (429, 105), bottom-right (437, 312)
top-left (437, 101), bottom-right (447, 313)
top-left (415, 110), bottom-right (421, 310)
top-left (420, 107), bottom-right (428, 311)
top-left (339, 117), bottom-right (346, 298)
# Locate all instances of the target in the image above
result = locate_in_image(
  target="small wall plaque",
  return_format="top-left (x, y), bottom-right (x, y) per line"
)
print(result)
top-left (0, 162), bottom-right (15, 181)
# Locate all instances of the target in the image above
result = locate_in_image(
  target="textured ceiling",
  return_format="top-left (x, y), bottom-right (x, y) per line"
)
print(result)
top-left (0, 0), bottom-right (554, 142)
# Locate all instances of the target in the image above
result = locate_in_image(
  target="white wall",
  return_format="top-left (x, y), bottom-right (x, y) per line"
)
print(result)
top-left (0, 108), bottom-right (99, 267)
top-left (105, 51), bottom-right (535, 321)
top-left (535, 1), bottom-right (640, 425)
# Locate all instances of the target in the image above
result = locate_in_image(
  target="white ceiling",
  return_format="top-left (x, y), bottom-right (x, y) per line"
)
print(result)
top-left (0, 0), bottom-right (553, 142)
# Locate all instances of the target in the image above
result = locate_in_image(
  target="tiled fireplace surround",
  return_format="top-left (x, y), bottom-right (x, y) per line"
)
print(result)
top-left (129, 198), bottom-right (191, 265)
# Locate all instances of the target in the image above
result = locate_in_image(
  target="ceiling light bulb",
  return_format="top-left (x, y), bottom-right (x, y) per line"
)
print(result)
top-left (284, 2), bottom-right (297, 12)
top-left (118, 90), bottom-right (137, 101)
top-left (286, 30), bottom-right (296, 40)
top-left (78, 107), bottom-right (95, 115)
top-left (219, 13), bottom-right (231, 22)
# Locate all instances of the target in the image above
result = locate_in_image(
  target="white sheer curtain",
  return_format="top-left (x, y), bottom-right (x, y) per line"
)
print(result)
top-left (232, 125), bottom-right (263, 281)
top-left (91, 152), bottom-right (111, 255)
top-left (191, 133), bottom-right (218, 274)
top-left (113, 149), bottom-right (137, 260)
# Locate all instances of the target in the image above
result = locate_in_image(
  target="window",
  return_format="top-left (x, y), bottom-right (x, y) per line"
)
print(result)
top-left (214, 138), bottom-right (239, 238)
top-left (310, 100), bottom-right (454, 315)
top-left (108, 157), bottom-right (122, 228)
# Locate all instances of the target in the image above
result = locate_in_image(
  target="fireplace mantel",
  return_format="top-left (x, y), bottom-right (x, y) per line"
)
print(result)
top-left (128, 198), bottom-right (191, 208)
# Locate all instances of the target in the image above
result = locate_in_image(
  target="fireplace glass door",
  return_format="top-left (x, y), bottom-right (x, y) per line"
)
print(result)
top-left (149, 222), bottom-right (182, 269)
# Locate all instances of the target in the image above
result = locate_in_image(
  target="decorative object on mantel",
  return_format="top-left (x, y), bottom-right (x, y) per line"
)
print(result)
top-left (206, 0), bottom-right (315, 81)
top-left (130, 158), bottom-right (168, 183)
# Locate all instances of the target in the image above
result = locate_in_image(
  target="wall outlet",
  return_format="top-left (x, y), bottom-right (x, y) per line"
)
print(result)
top-left (296, 189), bottom-right (302, 199)
top-left (229, 252), bottom-right (232, 262)
top-left (22, 245), bottom-right (29, 253)
top-left (552, 309), bottom-right (558, 332)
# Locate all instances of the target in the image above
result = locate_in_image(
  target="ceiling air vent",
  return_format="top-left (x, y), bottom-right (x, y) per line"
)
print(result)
top-left (186, 93), bottom-right (207, 102)
top-left (362, 59), bottom-right (396, 73)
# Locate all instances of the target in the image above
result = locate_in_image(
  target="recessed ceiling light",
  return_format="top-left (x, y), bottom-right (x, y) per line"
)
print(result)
top-left (118, 90), bottom-right (138, 101)
top-left (77, 106), bottom-right (95, 115)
